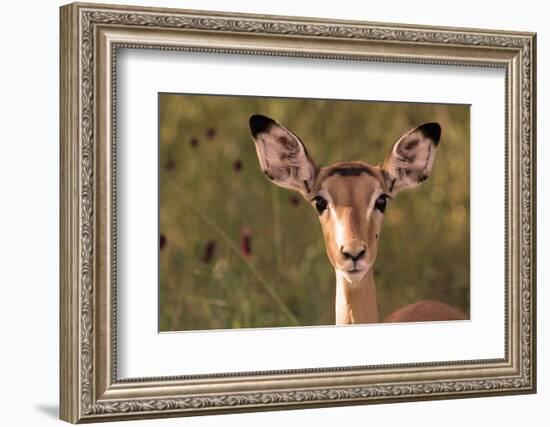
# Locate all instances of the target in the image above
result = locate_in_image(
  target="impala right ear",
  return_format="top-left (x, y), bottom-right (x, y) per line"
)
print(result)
top-left (382, 122), bottom-right (441, 194)
top-left (249, 114), bottom-right (317, 197)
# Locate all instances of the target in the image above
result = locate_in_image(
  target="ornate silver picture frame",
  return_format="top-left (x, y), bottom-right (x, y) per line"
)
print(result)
top-left (60, 2), bottom-right (536, 423)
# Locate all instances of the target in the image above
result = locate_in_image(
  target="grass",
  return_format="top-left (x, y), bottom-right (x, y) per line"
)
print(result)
top-left (159, 94), bottom-right (470, 331)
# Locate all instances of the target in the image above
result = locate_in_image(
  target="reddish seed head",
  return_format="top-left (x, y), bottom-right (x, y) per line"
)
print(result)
top-left (289, 195), bottom-right (300, 207)
top-left (240, 227), bottom-right (252, 257)
top-left (190, 137), bottom-right (199, 148)
top-left (206, 127), bottom-right (216, 139)
top-left (159, 234), bottom-right (166, 250)
top-left (233, 159), bottom-right (242, 172)
top-left (201, 240), bottom-right (216, 263)
top-left (165, 159), bottom-right (176, 171)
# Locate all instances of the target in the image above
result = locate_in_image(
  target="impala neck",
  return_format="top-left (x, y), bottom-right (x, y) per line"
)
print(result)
top-left (335, 268), bottom-right (379, 324)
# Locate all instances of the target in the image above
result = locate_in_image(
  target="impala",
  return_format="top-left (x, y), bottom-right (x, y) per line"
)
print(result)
top-left (249, 114), bottom-right (465, 325)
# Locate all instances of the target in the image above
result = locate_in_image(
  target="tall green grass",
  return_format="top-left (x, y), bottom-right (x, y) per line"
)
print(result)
top-left (159, 94), bottom-right (470, 331)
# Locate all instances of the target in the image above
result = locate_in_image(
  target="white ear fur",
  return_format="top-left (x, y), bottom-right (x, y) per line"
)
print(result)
top-left (249, 114), bottom-right (317, 196)
top-left (383, 122), bottom-right (441, 194)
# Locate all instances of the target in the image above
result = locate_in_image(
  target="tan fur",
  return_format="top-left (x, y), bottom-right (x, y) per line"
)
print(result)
top-left (315, 164), bottom-right (386, 282)
top-left (335, 268), bottom-right (379, 324)
top-left (384, 301), bottom-right (466, 323)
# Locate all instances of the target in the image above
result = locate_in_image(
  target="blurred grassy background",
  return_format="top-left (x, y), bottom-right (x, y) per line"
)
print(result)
top-left (159, 94), bottom-right (470, 331)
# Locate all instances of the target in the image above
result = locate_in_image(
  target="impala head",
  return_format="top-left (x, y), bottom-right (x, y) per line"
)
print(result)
top-left (249, 114), bottom-right (441, 285)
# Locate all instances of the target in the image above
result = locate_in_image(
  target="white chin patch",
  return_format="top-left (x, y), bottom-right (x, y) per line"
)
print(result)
top-left (340, 269), bottom-right (367, 284)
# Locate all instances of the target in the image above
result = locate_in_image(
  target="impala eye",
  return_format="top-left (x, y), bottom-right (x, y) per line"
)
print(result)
top-left (313, 195), bottom-right (328, 214)
top-left (374, 194), bottom-right (388, 213)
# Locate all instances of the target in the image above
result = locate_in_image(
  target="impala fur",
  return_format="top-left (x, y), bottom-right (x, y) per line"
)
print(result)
top-left (249, 114), bottom-right (465, 325)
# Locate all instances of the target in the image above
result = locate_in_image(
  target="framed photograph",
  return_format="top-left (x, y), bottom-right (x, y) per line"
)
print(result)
top-left (60, 2), bottom-right (536, 423)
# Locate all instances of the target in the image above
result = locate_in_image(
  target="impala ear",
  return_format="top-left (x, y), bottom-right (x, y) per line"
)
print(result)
top-left (382, 122), bottom-right (441, 194)
top-left (249, 114), bottom-right (317, 196)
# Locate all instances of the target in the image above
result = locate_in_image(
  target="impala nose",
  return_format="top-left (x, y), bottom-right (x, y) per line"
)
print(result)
top-left (341, 244), bottom-right (366, 262)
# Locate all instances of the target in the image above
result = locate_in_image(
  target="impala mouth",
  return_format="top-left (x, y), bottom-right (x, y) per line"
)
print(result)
top-left (339, 267), bottom-right (368, 284)
top-left (337, 259), bottom-right (370, 283)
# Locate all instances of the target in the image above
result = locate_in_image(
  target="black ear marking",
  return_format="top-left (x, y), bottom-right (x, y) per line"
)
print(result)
top-left (328, 166), bottom-right (376, 177)
top-left (417, 122), bottom-right (441, 146)
top-left (389, 178), bottom-right (396, 193)
top-left (404, 138), bottom-right (420, 150)
top-left (249, 114), bottom-right (276, 138)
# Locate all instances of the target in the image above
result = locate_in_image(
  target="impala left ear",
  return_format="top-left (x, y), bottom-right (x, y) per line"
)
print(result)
top-left (382, 122), bottom-right (441, 194)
